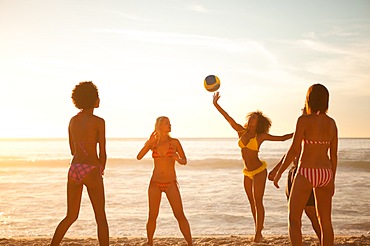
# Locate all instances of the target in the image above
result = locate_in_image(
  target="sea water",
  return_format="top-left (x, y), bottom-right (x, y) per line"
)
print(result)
top-left (0, 138), bottom-right (369, 237)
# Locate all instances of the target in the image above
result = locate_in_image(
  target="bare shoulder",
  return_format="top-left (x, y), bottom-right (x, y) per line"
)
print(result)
top-left (327, 115), bottom-right (337, 125)
top-left (257, 132), bottom-right (268, 141)
top-left (326, 115), bottom-right (338, 134)
top-left (170, 138), bottom-right (183, 148)
top-left (69, 114), bottom-right (78, 122)
top-left (170, 137), bottom-right (181, 144)
top-left (298, 114), bottom-right (309, 122)
top-left (68, 115), bottom-right (78, 127)
top-left (297, 114), bottom-right (313, 127)
top-left (92, 115), bottom-right (105, 124)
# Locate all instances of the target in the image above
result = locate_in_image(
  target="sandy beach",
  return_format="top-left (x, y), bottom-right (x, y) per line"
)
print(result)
top-left (1, 235), bottom-right (369, 246)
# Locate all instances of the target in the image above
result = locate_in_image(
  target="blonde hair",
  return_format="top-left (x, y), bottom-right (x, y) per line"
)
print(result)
top-left (154, 116), bottom-right (171, 143)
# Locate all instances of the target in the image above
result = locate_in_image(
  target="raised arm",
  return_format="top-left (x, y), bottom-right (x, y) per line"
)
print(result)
top-left (137, 131), bottom-right (157, 160)
top-left (274, 117), bottom-right (304, 188)
top-left (213, 92), bottom-right (244, 132)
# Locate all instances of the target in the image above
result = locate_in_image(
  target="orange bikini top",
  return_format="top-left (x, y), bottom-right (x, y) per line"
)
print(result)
top-left (152, 143), bottom-right (175, 158)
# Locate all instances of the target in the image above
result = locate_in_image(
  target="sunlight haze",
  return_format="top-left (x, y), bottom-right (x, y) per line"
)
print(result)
top-left (1, 0), bottom-right (369, 138)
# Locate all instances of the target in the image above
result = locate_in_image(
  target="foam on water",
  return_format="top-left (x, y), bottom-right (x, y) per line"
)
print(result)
top-left (0, 138), bottom-right (369, 237)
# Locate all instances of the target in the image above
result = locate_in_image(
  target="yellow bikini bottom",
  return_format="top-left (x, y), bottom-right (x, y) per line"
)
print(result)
top-left (242, 161), bottom-right (267, 180)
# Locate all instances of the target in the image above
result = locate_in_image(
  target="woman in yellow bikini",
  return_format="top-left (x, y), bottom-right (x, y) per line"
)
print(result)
top-left (137, 116), bottom-right (192, 246)
top-left (51, 81), bottom-right (108, 246)
top-left (212, 92), bottom-right (293, 242)
top-left (273, 84), bottom-right (338, 246)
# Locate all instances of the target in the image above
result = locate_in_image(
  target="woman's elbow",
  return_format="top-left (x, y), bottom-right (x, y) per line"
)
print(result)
top-left (284, 133), bottom-right (294, 141)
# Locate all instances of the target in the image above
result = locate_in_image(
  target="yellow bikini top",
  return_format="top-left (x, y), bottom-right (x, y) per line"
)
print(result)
top-left (238, 130), bottom-right (259, 151)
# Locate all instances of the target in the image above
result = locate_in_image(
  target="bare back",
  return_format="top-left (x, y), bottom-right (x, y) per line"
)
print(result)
top-left (299, 114), bottom-right (338, 169)
top-left (69, 112), bottom-right (106, 166)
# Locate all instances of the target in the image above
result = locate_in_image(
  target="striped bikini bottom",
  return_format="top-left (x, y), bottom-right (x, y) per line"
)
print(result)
top-left (298, 167), bottom-right (333, 188)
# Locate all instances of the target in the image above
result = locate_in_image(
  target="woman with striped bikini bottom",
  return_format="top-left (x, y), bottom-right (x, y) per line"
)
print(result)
top-left (273, 84), bottom-right (338, 246)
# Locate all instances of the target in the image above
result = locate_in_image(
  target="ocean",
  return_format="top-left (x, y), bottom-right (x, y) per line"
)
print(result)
top-left (0, 138), bottom-right (369, 238)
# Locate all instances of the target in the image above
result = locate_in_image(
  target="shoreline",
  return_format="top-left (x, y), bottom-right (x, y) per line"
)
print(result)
top-left (1, 235), bottom-right (369, 245)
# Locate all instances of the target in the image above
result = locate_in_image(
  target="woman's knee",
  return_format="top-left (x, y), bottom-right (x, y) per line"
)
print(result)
top-left (147, 211), bottom-right (159, 222)
top-left (304, 207), bottom-right (318, 220)
top-left (94, 212), bottom-right (107, 224)
top-left (174, 211), bottom-right (187, 222)
top-left (253, 195), bottom-right (264, 209)
top-left (64, 213), bottom-right (79, 224)
top-left (318, 217), bottom-right (332, 230)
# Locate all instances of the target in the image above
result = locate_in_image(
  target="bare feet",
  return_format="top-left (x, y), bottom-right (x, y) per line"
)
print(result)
top-left (253, 232), bottom-right (264, 243)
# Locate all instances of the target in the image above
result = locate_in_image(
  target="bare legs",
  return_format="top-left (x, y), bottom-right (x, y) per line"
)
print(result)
top-left (85, 170), bottom-right (109, 245)
top-left (243, 169), bottom-right (267, 242)
top-left (146, 182), bottom-right (192, 246)
top-left (146, 183), bottom-right (162, 246)
top-left (50, 168), bottom-right (109, 246)
top-left (304, 206), bottom-right (321, 240)
top-left (166, 184), bottom-right (192, 245)
top-left (289, 173), bottom-right (333, 246)
top-left (50, 180), bottom-right (83, 245)
top-left (315, 182), bottom-right (334, 246)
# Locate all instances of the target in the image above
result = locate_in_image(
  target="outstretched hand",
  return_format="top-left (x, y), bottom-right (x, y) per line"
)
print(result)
top-left (213, 92), bottom-right (220, 105)
top-left (273, 173), bottom-right (282, 188)
top-left (268, 169), bottom-right (276, 181)
top-left (172, 153), bottom-right (181, 163)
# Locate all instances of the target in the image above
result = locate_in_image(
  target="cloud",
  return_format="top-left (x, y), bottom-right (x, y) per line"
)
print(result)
top-left (107, 10), bottom-right (148, 22)
top-left (188, 4), bottom-right (210, 13)
top-left (96, 28), bottom-right (277, 62)
top-left (299, 39), bottom-right (370, 95)
top-left (297, 37), bottom-right (350, 55)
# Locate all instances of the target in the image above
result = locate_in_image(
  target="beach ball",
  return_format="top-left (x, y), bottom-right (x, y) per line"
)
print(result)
top-left (204, 75), bottom-right (220, 92)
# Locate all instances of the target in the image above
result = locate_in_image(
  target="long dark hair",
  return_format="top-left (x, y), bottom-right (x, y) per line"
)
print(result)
top-left (306, 83), bottom-right (329, 114)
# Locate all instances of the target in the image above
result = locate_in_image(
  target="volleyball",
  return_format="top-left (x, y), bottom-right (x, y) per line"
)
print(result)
top-left (204, 75), bottom-right (220, 92)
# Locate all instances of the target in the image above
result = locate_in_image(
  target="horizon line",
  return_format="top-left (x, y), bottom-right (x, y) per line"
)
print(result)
top-left (0, 137), bottom-right (369, 141)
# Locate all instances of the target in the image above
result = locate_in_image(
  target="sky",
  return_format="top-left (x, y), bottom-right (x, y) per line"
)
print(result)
top-left (0, 0), bottom-right (369, 138)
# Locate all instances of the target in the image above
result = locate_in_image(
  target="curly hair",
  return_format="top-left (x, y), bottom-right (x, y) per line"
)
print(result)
top-left (71, 81), bottom-right (99, 109)
top-left (245, 110), bottom-right (272, 134)
top-left (306, 83), bottom-right (329, 114)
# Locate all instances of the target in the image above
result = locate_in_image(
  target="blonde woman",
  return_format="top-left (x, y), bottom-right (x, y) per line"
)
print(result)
top-left (137, 116), bottom-right (192, 246)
